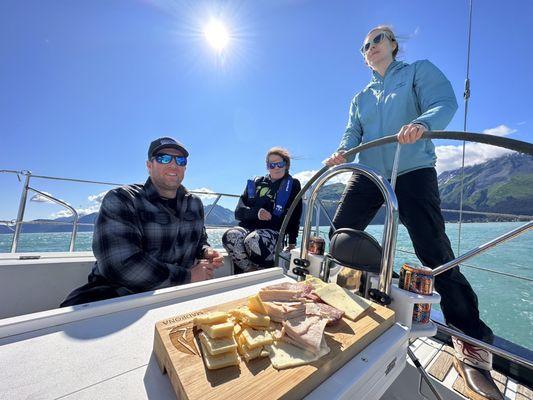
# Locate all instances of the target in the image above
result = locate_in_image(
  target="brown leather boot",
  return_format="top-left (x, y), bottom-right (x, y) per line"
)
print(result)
top-left (453, 357), bottom-right (504, 400)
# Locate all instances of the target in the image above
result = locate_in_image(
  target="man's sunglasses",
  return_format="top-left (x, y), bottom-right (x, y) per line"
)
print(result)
top-left (267, 160), bottom-right (287, 169)
top-left (152, 154), bottom-right (188, 166)
top-left (360, 31), bottom-right (392, 54)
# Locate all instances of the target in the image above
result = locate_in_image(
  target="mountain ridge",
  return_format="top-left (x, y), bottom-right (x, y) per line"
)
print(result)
top-left (0, 204), bottom-right (237, 234)
top-left (1, 153), bottom-right (531, 235)
top-left (316, 153), bottom-right (533, 224)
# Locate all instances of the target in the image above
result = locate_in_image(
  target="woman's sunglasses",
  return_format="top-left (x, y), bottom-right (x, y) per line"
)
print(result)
top-left (360, 31), bottom-right (392, 54)
top-left (152, 154), bottom-right (187, 166)
top-left (267, 160), bottom-right (287, 169)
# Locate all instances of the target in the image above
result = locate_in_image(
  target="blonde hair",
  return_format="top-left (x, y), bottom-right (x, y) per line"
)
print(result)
top-left (366, 25), bottom-right (398, 58)
top-left (266, 147), bottom-right (291, 171)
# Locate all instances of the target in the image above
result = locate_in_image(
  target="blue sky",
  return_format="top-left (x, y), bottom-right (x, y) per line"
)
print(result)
top-left (1, 0), bottom-right (532, 221)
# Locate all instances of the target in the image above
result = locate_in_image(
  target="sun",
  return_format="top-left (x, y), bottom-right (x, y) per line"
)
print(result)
top-left (203, 19), bottom-right (230, 52)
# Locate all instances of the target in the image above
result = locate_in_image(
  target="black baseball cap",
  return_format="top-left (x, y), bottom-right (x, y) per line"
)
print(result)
top-left (148, 137), bottom-right (189, 159)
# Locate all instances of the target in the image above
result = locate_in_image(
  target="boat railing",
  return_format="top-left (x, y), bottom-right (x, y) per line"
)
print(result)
top-left (311, 197), bottom-right (533, 282)
top-left (0, 169), bottom-right (240, 253)
top-left (298, 162), bottom-right (399, 298)
top-left (1, 168), bottom-right (532, 257)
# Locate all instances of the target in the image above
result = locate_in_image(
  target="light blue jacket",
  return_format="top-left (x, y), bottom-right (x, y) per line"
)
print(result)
top-left (338, 59), bottom-right (458, 178)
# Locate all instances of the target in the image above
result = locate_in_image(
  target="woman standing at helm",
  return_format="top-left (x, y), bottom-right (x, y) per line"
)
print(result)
top-left (325, 26), bottom-right (501, 400)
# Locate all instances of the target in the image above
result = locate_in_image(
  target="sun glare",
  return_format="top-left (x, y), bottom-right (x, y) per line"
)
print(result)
top-left (203, 19), bottom-right (230, 52)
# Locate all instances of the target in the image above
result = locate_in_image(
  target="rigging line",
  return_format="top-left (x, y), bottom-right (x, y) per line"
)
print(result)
top-left (457, 0), bottom-right (474, 255)
top-left (395, 247), bottom-right (533, 282)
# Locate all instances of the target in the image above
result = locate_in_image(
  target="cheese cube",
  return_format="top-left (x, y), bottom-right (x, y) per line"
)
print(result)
top-left (199, 321), bottom-right (235, 339)
top-left (247, 294), bottom-right (267, 314)
top-left (241, 327), bottom-right (273, 349)
top-left (199, 341), bottom-right (240, 370)
top-left (198, 331), bottom-right (238, 356)
top-left (238, 344), bottom-right (267, 362)
top-left (231, 307), bottom-right (270, 328)
top-left (193, 311), bottom-right (229, 326)
top-left (233, 323), bottom-right (243, 337)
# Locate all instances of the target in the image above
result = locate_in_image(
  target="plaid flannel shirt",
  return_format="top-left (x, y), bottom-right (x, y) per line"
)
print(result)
top-left (89, 178), bottom-right (209, 293)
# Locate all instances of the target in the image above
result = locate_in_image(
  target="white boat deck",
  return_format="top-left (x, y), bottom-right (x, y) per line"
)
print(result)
top-left (0, 268), bottom-right (409, 400)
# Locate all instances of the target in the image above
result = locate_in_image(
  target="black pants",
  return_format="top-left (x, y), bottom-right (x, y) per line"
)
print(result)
top-left (332, 167), bottom-right (493, 342)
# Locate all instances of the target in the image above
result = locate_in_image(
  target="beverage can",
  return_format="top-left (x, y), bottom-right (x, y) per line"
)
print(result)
top-left (399, 263), bottom-right (434, 324)
top-left (308, 236), bottom-right (325, 255)
top-left (399, 263), bottom-right (433, 295)
top-left (413, 303), bottom-right (432, 324)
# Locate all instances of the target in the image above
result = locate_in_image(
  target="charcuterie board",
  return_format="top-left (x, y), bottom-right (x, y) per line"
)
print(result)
top-left (154, 296), bottom-right (395, 400)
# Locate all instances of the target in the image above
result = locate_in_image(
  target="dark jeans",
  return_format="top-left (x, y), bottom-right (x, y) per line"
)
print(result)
top-left (332, 167), bottom-right (493, 342)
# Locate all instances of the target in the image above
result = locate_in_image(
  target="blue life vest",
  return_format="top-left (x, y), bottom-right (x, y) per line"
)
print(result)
top-left (246, 176), bottom-right (293, 217)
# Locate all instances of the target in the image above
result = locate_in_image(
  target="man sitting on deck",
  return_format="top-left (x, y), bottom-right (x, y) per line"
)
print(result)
top-left (61, 137), bottom-right (223, 307)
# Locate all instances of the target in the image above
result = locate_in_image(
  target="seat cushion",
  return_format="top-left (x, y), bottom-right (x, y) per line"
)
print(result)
top-left (329, 228), bottom-right (382, 274)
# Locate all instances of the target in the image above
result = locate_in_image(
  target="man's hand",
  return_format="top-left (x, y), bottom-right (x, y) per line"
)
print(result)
top-left (397, 123), bottom-right (426, 144)
top-left (324, 150), bottom-right (347, 167)
top-left (203, 247), bottom-right (224, 266)
top-left (190, 258), bottom-right (222, 282)
top-left (258, 208), bottom-right (272, 221)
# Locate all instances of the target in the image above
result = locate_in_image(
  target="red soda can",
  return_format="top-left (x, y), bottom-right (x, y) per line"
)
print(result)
top-left (399, 263), bottom-right (433, 324)
top-left (413, 303), bottom-right (432, 324)
top-left (308, 236), bottom-right (325, 255)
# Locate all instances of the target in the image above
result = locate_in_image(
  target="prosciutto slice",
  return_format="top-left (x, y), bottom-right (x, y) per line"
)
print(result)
top-left (263, 301), bottom-right (306, 322)
top-left (259, 282), bottom-right (314, 302)
top-left (305, 303), bottom-right (344, 325)
top-left (283, 315), bottom-right (328, 355)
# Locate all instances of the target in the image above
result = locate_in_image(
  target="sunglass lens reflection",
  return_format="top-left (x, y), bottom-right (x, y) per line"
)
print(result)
top-left (268, 161), bottom-right (286, 169)
top-left (361, 32), bottom-right (385, 53)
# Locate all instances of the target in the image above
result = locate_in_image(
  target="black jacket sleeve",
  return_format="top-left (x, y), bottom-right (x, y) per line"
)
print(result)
top-left (194, 199), bottom-right (211, 258)
top-left (234, 180), bottom-right (260, 222)
top-left (286, 179), bottom-right (303, 245)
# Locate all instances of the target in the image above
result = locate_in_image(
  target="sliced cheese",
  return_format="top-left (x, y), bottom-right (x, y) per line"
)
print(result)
top-left (247, 294), bottom-right (267, 315)
top-left (233, 323), bottom-right (243, 337)
top-left (241, 327), bottom-right (273, 349)
top-left (199, 341), bottom-right (240, 370)
top-left (314, 283), bottom-right (371, 321)
top-left (237, 333), bottom-right (247, 347)
top-left (238, 343), bottom-right (268, 362)
top-left (267, 338), bottom-right (330, 370)
top-left (198, 331), bottom-right (238, 356)
top-left (193, 311), bottom-right (229, 326)
top-left (305, 275), bottom-right (327, 290)
top-left (199, 321), bottom-right (235, 339)
top-left (231, 307), bottom-right (271, 328)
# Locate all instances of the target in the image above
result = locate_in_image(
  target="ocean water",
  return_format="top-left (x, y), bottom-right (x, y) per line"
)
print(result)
top-left (1, 221), bottom-right (531, 349)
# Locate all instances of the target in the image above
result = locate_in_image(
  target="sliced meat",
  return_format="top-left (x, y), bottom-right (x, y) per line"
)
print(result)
top-left (259, 282), bottom-right (314, 302)
top-left (300, 284), bottom-right (314, 296)
top-left (303, 292), bottom-right (322, 302)
top-left (283, 315), bottom-right (328, 355)
top-left (263, 301), bottom-right (306, 322)
top-left (259, 289), bottom-right (300, 302)
top-left (305, 303), bottom-right (344, 325)
top-left (262, 282), bottom-right (309, 291)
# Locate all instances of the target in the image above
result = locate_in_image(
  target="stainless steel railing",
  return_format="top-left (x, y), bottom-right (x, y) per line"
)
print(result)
top-left (297, 163), bottom-right (399, 296)
top-left (0, 169), bottom-right (240, 253)
top-left (431, 221), bottom-right (533, 276)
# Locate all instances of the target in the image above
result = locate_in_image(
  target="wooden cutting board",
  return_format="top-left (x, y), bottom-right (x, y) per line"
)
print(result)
top-left (154, 298), bottom-right (395, 400)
